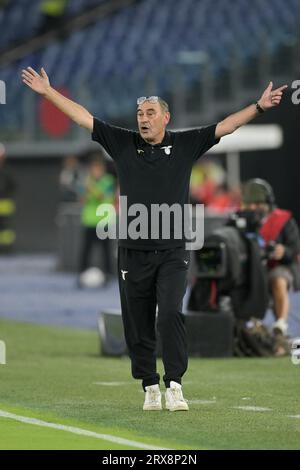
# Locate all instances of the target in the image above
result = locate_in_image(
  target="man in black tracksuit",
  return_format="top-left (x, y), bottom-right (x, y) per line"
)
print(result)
top-left (22, 65), bottom-right (287, 410)
top-left (91, 112), bottom-right (219, 408)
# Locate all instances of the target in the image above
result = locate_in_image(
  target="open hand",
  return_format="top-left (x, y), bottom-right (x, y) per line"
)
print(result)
top-left (22, 66), bottom-right (50, 95)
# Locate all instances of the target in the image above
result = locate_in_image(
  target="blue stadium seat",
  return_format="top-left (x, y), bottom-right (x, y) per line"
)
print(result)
top-left (1, 0), bottom-right (300, 132)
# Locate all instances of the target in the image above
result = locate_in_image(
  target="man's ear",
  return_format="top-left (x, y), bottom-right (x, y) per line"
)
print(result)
top-left (165, 112), bottom-right (171, 125)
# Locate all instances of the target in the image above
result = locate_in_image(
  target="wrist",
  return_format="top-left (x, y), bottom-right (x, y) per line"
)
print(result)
top-left (255, 101), bottom-right (265, 114)
top-left (42, 85), bottom-right (52, 98)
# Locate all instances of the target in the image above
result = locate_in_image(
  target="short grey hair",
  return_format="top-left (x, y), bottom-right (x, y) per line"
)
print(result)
top-left (158, 98), bottom-right (169, 113)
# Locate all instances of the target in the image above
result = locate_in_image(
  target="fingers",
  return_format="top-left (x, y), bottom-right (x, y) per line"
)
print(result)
top-left (21, 70), bottom-right (33, 86)
top-left (267, 81), bottom-right (273, 91)
top-left (22, 67), bottom-right (37, 81)
top-left (21, 66), bottom-right (43, 89)
top-left (271, 84), bottom-right (288, 99)
top-left (27, 66), bottom-right (39, 77)
top-left (269, 84), bottom-right (288, 106)
top-left (21, 66), bottom-right (48, 88)
top-left (273, 84), bottom-right (288, 93)
top-left (271, 97), bottom-right (282, 106)
top-left (22, 78), bottom-right (32, 88)
top-left (271, 94), bottom-right (283, 105)
top-left (40, 67), bottom-right (47, 78)
top-left (22, 71), bottom-right (31, 80)
top-left (21, 66), bottom-right (42, 82)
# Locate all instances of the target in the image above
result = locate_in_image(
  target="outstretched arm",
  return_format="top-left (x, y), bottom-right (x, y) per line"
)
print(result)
top-left (215, 82), bottom-right (288, 139)
top-left (22, 67), bottom-right (93, 131)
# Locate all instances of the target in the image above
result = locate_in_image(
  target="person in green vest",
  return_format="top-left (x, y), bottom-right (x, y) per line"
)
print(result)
top-left (39, 0), bottom-right (68, 34)
top-left (79, 153), bottom-right (116, 280)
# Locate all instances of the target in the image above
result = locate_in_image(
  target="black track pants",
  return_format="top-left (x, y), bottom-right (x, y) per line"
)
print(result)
top-left (118, 247), bottom-right (190, 390)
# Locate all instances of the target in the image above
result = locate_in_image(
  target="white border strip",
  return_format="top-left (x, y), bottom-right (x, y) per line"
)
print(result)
top-left (0, 410), bottom-right (168, 450)
top-left (93, 382), bottom-right (133, 386)
top-left (188, 400), bottom-right (217, 405)
top-left (233, 406), bottom-right (271, 412)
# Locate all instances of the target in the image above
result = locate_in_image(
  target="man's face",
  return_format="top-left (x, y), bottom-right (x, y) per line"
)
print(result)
top-left (242, 202), bottom-right (270, 215)
top-left (137, 101), bottom-right (170, 144)
top-left (65, 156), bottom-right (78, 169)
top-left (90, 162), bottom-right (104, 179)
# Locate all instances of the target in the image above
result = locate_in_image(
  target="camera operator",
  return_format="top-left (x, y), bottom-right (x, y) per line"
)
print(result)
top-left (242, 179), bottom-right (300, 336)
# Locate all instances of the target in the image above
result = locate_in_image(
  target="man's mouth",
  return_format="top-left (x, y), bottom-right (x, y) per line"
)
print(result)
top-left (141, 126), bottom-right (150, 132)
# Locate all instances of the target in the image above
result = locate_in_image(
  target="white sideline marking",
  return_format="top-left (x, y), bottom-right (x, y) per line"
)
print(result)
top-left (234, 406), bottom-right (271, 412)
top-left (94, 381), bottom-right (195, 387)
top-left (188, 400), bottom-right (217, 405)
top-left (288, 415), bottom-right (300, 419)
top-left (93, 381), bottom-right (133, 386)
top-left (0, 410), bottom-right (168, 450)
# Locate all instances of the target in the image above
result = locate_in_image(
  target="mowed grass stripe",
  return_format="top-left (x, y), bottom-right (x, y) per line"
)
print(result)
top-left (0, 416), bottom-right (135, 450)
top-left (0, 410), bottom-right (168, 450)
top-left (1, 318), bottom-right (300, 449)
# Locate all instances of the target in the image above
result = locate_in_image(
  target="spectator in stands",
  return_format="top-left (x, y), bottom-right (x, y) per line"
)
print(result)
top-left (38, 0), bottom-right (68, 34)
top-left (190, 160), bottom-right (240, 213)
top-left (0, 144), bottom-right (16, 251)
top-left (242, 178), bottom-right (300, 336)
top-left (190, 160), bottom-right (226, 204)
top-left (78, 153), bottom-right (115, 282)
top-left (0, 0), bottom-right (10, 9)
top-left (59, 154), bottom-right (83, 202)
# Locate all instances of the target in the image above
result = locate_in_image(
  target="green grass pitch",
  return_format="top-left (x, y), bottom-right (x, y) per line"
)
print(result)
top-left (0, 318), bottom-right (299, 450)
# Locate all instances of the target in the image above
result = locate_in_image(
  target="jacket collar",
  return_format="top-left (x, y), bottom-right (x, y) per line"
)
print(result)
top-left (138, 130), bottom-right (172, 148)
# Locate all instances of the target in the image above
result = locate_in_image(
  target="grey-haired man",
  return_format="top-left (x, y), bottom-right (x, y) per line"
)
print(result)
top-left (22, 66), bottom-right (287, 410)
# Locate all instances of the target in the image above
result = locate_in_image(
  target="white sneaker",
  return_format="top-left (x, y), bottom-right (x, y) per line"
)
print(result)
top-left (143, 384), bottom-right (162, 411)
top-left (165, 381), bottom-right (189, 411)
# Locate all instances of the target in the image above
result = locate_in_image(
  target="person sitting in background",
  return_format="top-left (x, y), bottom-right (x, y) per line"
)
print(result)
top-left (190, 160), bottom-right (225, 204)
top-left (190, 160), bottom-right (240, 214)
top-left (242, 178), bottom-right (300, 336)
top-left (59, 154), bottom-right (83, 202)
top-left (78, 153), bottom-right (115, 283)
top-left (0, 144), bottom-right (16, 252)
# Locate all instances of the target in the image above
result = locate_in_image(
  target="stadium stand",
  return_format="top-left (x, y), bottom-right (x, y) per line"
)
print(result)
top-left (0, 0), bottom-right (300, 140)
top-left (0, 0), bottom-right (108, 50)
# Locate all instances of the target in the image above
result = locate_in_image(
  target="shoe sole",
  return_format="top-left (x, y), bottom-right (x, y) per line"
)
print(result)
top-left (165, 404), bottom-right (189, 411)
top-left (143, 405), bottom-right (162, 411)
